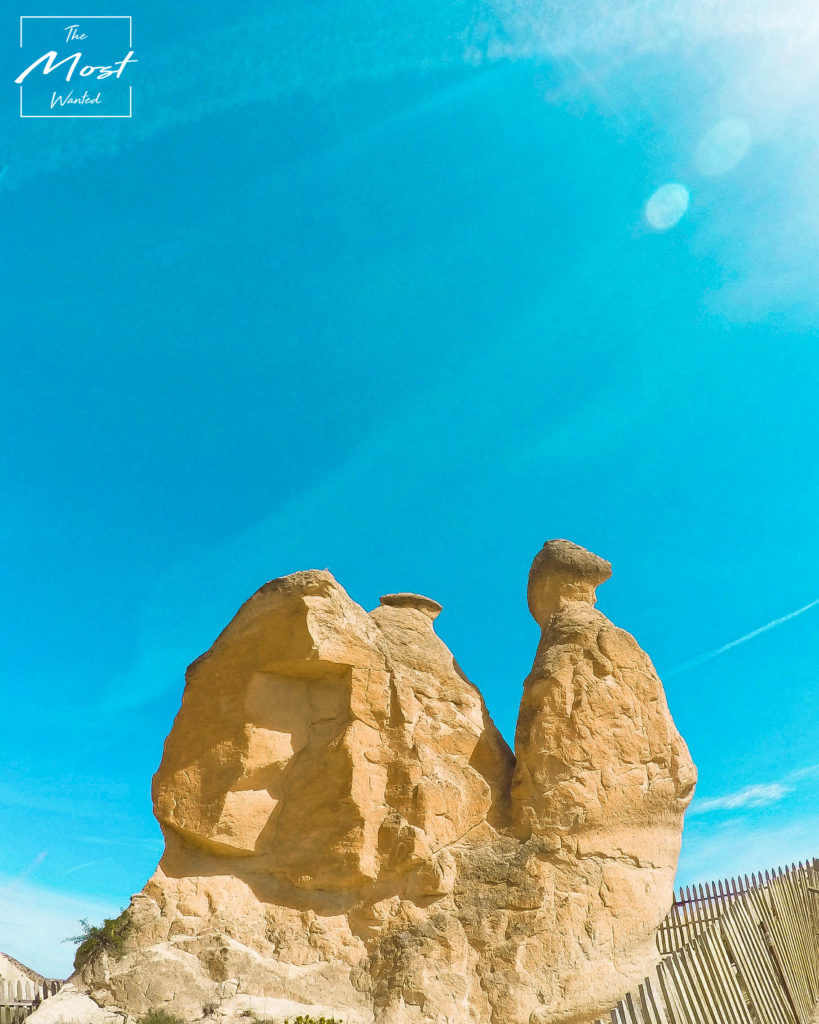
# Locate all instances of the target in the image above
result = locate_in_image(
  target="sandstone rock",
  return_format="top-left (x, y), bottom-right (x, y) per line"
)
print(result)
top-left (22, 984), bottom-right (122, 1024)
top-left (69, 541), bottom-right (695, 1024)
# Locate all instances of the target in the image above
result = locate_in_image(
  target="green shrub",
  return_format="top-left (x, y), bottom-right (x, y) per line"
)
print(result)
top-left (284, 1018), bottom-right (343, 1024)
top-left (253, 1017), bottom-right (342, 1024)
top-left (139, 1010), bottom-right (186, 1024)
top-left (68, 910), bottom-right (132, 971)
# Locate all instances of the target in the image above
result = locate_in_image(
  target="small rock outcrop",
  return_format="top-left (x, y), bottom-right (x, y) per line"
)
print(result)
top-left (68, 540), bottom-right (695, 1024)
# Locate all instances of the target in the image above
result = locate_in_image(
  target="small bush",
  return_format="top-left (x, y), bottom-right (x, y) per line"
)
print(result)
top-left (202, 1004), bottom-right (218, 1018)
top-left (139, 1010), bottom-right (187, 1024)
top-left (285, 1018), bottom-right (343, 1024)
top-left (254, 1017), bottom-right (342, 1024)
top-left (68, 910), bottom-right (132, 971)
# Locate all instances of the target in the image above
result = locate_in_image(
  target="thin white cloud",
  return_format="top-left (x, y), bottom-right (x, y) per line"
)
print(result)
top-left (667, 598), bottom-right (819, 677)
top-left (62, 861), bottom-right (102, 877)
top-left (10, 851), bottom-right (48, 884)
top-left (678, 817), bottom-right (819, 888)
top-left (689, 764), bottom-right (819, 817)
top-left (690, 783), bottom-right (789, 815)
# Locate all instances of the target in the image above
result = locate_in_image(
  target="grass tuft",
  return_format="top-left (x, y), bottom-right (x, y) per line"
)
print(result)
top-left (284, 1018), bottom-right (344, 1024)
top-left (248, 1016), bottom-right (343, 1024)
top-left (139, 1010), bottom-right (187, 1024)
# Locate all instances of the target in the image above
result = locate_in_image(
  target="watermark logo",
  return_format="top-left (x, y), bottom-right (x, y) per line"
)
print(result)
top-left (16, 16), bottom-right (136, 117)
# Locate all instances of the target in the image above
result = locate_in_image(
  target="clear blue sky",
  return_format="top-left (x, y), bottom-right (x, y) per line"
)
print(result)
top-left (2, 0), bottom-right (819, 979)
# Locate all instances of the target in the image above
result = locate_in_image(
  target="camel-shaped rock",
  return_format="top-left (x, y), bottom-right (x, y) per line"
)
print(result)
top-left (67, 540), bottom-right (695, 1024)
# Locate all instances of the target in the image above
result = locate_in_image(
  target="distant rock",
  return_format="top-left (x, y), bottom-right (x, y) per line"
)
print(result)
top-left (57, 540), bottom-right (695, 1024)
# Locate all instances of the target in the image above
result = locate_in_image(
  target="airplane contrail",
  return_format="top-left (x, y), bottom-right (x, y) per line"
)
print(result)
top-left (667, 598), bottom-right (819, 677)
top-left (0, 850), bottom-right (48, 892)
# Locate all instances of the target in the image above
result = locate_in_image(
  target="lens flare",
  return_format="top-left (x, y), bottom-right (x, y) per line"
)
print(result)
top-left (696, 118), bottom-right (752, 176)
top-left (645, 183), bottom-right (690, 230)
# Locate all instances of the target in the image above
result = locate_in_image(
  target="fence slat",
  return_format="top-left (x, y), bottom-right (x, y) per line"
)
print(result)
top-left (727, 898), bottom-right (798, 1024)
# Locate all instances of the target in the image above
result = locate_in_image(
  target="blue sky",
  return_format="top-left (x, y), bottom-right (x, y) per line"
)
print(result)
top-left (2, 0), bottom-right (819, 979)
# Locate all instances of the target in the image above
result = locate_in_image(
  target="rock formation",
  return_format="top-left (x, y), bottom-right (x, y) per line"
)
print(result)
top-left (65, 540), bottom-right (695, 1024)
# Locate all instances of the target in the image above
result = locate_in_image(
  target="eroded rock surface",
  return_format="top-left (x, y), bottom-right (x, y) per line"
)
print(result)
top-left (74, 541), bottom-right (695, 1024)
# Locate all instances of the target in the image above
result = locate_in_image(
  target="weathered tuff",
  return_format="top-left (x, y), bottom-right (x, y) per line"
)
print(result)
top-left (73, 540), bottom-right (696, 1024)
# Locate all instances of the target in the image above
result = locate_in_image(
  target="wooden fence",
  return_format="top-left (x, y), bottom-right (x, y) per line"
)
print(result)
top-left (593, 859), bottom-right (819, 1024)
top-left (657, 873), bottom-right (764, 955)
top-left (0, 978), bottom-right (61, 1024)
